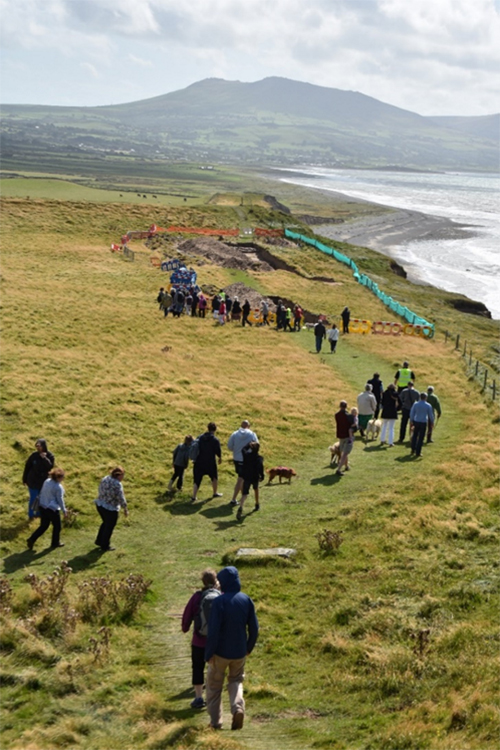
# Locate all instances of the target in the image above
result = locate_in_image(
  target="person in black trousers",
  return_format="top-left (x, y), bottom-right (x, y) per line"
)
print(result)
top-left (94, 467), bottom-right (128, 552)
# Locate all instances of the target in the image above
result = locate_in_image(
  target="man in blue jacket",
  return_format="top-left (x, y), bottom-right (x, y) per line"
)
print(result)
top-left (410, 392), bottom-right (435, 458)
top-left (205, 566), bottom-right (259, 731)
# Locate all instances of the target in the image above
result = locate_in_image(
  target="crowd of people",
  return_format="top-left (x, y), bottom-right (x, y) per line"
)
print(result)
top-left (334, 362), bottom-right (442, 475)
top-left (21, 353), bottom-right (441, 730)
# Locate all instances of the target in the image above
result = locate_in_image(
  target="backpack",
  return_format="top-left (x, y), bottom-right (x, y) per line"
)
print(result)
top-left (194, 587), bottom-right (221, 637)
top-left (189, 439), bottom-right (200, 461)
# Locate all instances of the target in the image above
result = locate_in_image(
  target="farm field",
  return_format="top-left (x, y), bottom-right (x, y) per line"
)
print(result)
top-left (1, 194), bottom-right (499, 750)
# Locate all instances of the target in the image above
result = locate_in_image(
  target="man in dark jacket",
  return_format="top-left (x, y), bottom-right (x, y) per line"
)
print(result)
top-left (314, 318), bottom-right (326, 353)
top-left (191, 423), bottom-right (222, 503)
top-left (205, 566), bottom-right (259, 730)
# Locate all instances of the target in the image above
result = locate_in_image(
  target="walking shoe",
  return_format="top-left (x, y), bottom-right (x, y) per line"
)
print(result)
top-left (254, 504), bottom-right (260, 511)
top-left (231, 711), bottom-right (244, 730)
top-left (236, 507), bottom-right (242, 520)
top-left (51, 542), bottom-right (65, 549)
top-left (190, 497), bottom-right (197, 503)
top-left (27, 539), bottom-right (34, 550)
top-left (101, 546), bottom-right (116, 551)
top-left (212, 492), bottom-right (223, 498)
top-left (230, 499), bottom-right (238, 506)
top-left (344, 466), bottom-right (350, 471)
top-left (190, 697), bottom-right (206, 709)
top-left (209, 723), bottom-right (222, 730)
top-left (335, 470), bottom-right (343, 476)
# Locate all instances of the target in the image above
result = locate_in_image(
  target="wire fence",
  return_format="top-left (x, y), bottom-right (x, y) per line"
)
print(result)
top-left (445, 331), bottom-right (499, 402)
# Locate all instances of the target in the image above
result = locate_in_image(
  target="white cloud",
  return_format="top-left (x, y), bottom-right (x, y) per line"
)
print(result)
top-left (0, 0), bottom-right (499, 114)
top-left (80, 61), bottom-right (99, 78)
top-left (128, 54), bottom-right (153, 67)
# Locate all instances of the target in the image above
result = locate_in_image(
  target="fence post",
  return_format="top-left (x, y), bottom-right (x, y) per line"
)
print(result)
top-left (463, 341), bottom-right (467, 356)
top-left (483, 370), bottom-right (488, 392)
top-left (475, 360), bottom-right (479, 376)
top-left (444, 330), bottom-right (449, 344)
top-left (493, 380), bottom-right (496, 401)
top-left (469, 350), bottom-right (473, 367)
top-left (455, 334), bottom-right (460, 350)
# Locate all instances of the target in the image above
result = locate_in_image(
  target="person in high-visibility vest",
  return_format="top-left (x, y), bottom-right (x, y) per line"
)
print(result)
top-left (394, 361), bottom-right (415, 393)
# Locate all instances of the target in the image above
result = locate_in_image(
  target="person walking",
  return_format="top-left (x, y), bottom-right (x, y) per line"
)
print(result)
top-left (27, 467), bottom-right (67, 550)
top-left (398, 381), bottom-right (419, 443)
top-left (341, 306), bottom-right (350, 334)
top-left (410, 392), bottom-right (435, 457)
top-left (198, 293), bottom-right (207, 318)
top-left (182, 569), bottom-right (221, 709)
top-left (334, 400), bottom-right (356, 475)
top-left (356, 384), bottom-right (377, 437)
top-left (23, 439), bottom-right (55, 519)
top-left (314, 318), bottom-right (326, 353)
top-left (327, 323), bottom-right (340, 353)
top-left (380, 383), bottom-right (400, 447)
top-left (236, 442), bottom-right (264, 519)
top-left (284, 307), bottom-right (293, 332)
top-left (205, 566), bottom-right (259, 731)
top-left (168, 435), bottom-right (193, 492)
top-left (367, 373), bottom-right (383, 419)
top-left (394, 361), bottom-right (415, 393)
top-left (231, 297), bottom-right (241, 322)
top-left (242, 300), bottom-right (252, 327)
top-left (160, 288), bottom-right (173, 317)
top-left (227, 420), bottom-right (258, 506)
top-left (191, 423), bottom-right (222, 503)
top-left (260, 299), bottom-right (270, 326)
top-left (94, 466), bottom-right (129, 552)
top-left (426, 386), bottom-right (442, 443)
top-left (293, 305), bottom-right (303, 332)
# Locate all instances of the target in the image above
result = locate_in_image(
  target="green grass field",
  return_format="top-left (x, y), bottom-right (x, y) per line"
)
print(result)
top-left (1, 193), bottom-right (499, 750)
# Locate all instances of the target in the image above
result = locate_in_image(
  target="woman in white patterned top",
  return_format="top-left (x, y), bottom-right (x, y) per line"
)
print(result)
top-left (94, 466), bottom-right (128, 552)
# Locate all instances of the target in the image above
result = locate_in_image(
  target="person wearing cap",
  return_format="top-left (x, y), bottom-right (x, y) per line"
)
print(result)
top-left (398, 381), bottom-right (420, 443)
top-left (205, 566), bottom-right (259, 731)
top-left (426, 386), bottom-right (442, 443)
top-left (394, 361), bottom-right (416, 393)
top-left (356, 384), bottom-right (377, 438)
top-left (409, 392), bottom-right (435, 458)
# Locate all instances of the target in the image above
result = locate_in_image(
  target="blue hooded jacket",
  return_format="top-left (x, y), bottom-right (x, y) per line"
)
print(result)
top-left (205, 566), bottom-right (259, 661)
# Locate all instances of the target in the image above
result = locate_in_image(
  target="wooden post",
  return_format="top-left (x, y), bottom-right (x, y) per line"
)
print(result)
top-left (483, 370), bottom-right (488, 392)
top-left (444, 330), bottom-right (449, 344)
top-left (463, 341), bottom-right (467, 356)
top-left (493, 380), bottom-right (496, 401)
top-left (475, 360), bottom-right (479, 376)
top-left (455, 334), bottom-right (460, 350)
top-left (469, 350), bottom-right (473, 367)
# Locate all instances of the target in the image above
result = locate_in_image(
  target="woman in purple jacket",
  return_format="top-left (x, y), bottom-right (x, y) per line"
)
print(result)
top-left (182, 569), bottom-right (220, 709)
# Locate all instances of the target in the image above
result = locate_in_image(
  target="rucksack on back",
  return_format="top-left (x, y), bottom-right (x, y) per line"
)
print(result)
top-left (194, 587), bottom-right (220, 637)
top-left (189, 439), bottom-right (200, 461)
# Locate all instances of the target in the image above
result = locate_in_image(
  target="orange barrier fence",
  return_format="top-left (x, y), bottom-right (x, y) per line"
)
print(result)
top-left (350, 319), bottom-right (433, 338)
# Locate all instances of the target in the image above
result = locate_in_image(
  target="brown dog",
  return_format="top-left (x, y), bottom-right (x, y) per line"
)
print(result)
top-left (329, 442), bottom-right (341, 465)
top-left (267, 467), bottom-right (297, 484)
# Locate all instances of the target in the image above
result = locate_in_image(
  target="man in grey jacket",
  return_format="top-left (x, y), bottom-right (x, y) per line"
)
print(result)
top-left (227, 420), bottom-right (258, 506)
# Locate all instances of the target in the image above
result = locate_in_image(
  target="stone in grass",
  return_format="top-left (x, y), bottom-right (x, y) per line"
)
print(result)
top-left (236, 547), bottom-right (297, 559)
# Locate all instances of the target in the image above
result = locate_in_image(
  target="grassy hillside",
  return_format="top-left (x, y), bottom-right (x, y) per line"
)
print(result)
top-left (0, 196), bottom-right (499, 750)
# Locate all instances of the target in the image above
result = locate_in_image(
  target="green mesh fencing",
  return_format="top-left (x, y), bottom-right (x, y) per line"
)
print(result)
top-left (285, 230), bottom-right (434, 334)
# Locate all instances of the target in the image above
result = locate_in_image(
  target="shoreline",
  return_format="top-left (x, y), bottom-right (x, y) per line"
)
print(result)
top-left (267, 173), bottom-right (496, 314)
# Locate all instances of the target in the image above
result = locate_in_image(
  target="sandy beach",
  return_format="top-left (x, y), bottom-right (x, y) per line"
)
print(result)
top-left (314, 207), bottom-right (474, 254)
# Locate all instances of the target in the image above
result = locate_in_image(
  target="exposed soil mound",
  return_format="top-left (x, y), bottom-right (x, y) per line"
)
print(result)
top-left (179, 237), bottom-right (275, 272)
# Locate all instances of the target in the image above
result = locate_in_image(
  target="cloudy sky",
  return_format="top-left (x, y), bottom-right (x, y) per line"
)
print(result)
top-left (1, 0), bottom-right (499, 116)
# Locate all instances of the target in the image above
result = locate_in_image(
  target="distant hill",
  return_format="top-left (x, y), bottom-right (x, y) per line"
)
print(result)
top-left (1, 77), bottom-right (498, 172)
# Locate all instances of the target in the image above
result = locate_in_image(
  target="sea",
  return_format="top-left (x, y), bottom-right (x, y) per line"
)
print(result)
top-left (276, 168), bottom-right (500, 320)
